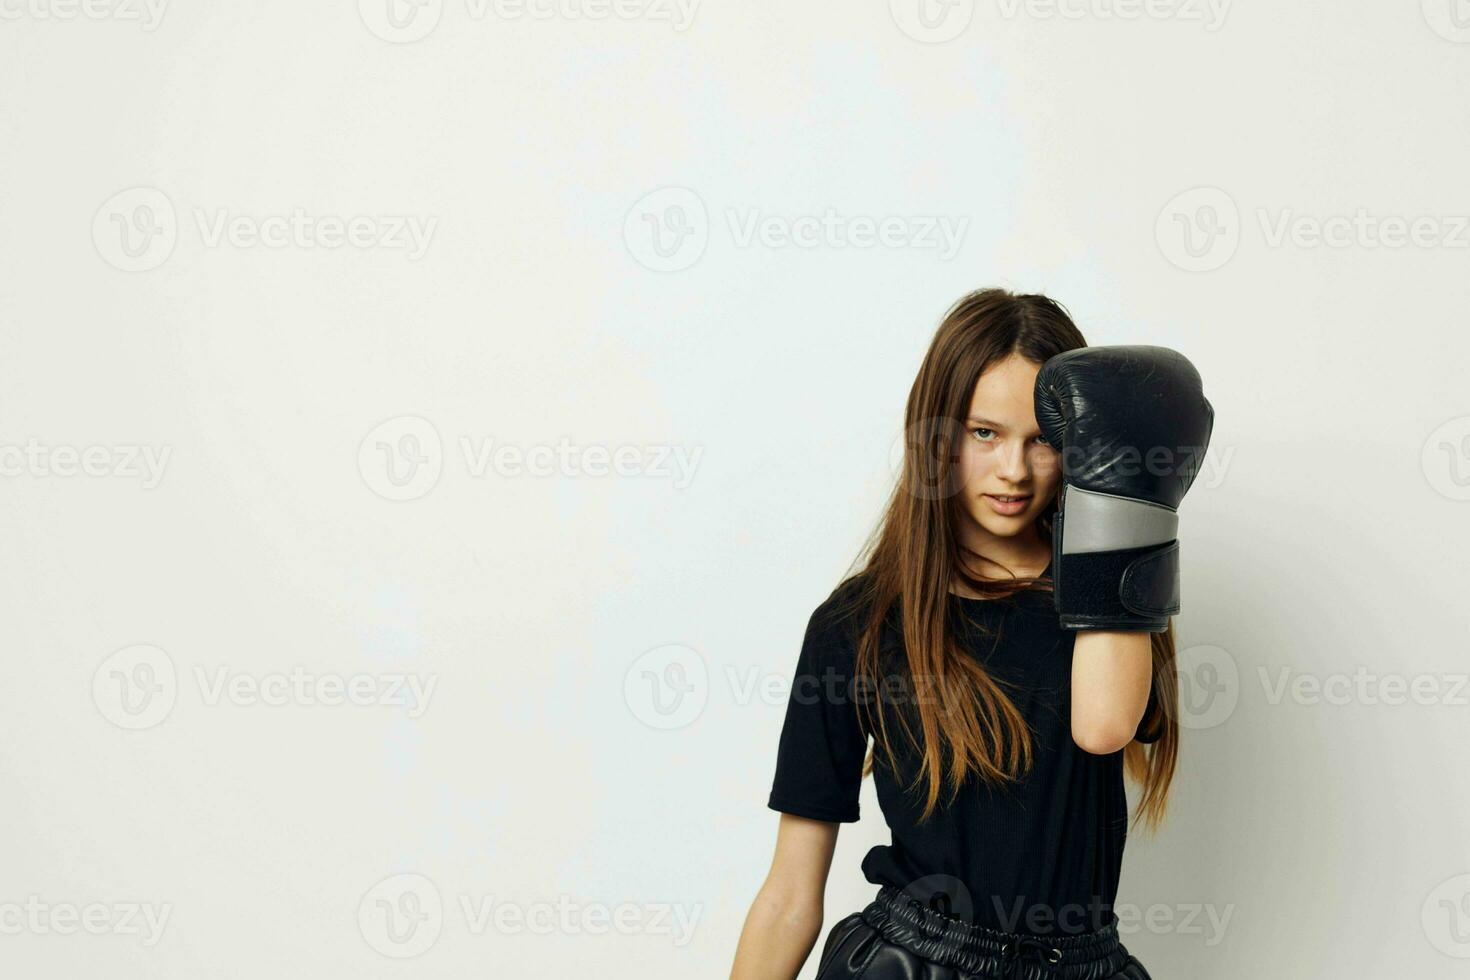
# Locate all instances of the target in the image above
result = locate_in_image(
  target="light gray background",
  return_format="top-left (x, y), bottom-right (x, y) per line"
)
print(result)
top-left (3, 1), bottom-right (1469, 977)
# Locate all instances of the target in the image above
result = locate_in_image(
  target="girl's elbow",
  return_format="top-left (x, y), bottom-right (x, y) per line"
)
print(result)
top-left (1071, 720), bottom-right (1136, 755)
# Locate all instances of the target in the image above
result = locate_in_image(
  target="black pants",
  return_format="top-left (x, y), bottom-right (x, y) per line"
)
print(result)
top-left (814, 886), bottom-right (1152, 980)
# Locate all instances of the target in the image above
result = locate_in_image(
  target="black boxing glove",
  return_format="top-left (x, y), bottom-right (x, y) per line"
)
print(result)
top-left (1034, 346), bottom-right (1214, 632)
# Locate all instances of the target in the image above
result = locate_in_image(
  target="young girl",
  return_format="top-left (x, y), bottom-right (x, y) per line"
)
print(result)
top-left (729, 288), bottom-right (1213, 980)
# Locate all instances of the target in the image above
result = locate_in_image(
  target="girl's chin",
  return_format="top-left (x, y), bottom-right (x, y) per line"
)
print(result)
top-left (974, 512), bottom-right (1033, 536)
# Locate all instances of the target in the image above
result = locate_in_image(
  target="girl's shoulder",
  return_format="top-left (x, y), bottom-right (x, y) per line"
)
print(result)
top-left (808, 571), bottom-right (879, 641)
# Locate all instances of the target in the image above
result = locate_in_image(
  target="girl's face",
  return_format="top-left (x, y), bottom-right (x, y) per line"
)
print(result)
top-left (955, 353), bottom-right (1062, 539)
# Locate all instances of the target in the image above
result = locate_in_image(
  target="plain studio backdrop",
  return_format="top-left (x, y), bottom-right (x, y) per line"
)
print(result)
top-left (2, 1), bottom-right (1469, 977)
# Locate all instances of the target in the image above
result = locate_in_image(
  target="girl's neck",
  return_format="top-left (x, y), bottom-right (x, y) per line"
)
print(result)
top-left (956, 526), bottom-right (1050, 583)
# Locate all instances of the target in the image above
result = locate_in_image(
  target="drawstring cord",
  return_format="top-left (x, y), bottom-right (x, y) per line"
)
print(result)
top-left (999, 935), bottom-right (1063, 979)
top-left (904, 895), bottom-right (1063, 979)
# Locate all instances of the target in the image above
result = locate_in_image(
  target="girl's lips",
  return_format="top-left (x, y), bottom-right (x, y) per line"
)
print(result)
top-left (983, 494), bottom-right (1031, 516)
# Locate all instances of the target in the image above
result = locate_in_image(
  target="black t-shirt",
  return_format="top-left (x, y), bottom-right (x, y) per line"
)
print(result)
top-left (766, 565), bottom-right (1161, 936)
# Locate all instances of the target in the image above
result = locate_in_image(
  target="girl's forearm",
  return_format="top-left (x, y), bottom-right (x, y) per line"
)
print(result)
top-left (1070, 630), bottom-right (1153, 754)
top-left (729, 884), bottom-right (825, 980)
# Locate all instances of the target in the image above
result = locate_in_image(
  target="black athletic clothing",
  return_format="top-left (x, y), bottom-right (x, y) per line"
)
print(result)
top-left (767, 564), bottom-right (1160, 937)
top-left (816, 885), bottom-right (1153, 980)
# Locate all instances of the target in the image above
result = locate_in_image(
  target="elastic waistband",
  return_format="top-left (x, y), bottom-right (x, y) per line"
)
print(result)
top-left (860, 885), bottom-right (1131, 980)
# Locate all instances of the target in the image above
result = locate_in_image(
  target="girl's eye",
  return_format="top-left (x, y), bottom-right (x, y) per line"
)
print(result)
top-left (971, 427), bottom-right (995, 441)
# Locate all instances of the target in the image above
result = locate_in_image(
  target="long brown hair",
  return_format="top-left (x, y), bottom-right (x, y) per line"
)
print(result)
top-left (831, 288), bottom-right (1179, 830)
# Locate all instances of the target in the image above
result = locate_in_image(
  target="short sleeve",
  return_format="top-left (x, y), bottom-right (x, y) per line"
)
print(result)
top-left (767, 604), bottom-right (869, 823)
top-left (1133, 675), bottom-right (1164, 745)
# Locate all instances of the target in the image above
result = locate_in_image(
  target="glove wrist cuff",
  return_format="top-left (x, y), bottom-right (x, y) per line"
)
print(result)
top-left (1051, 521), bottom-right (1180, 632)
